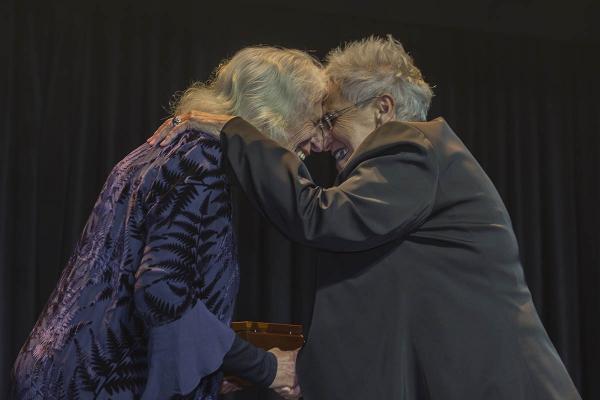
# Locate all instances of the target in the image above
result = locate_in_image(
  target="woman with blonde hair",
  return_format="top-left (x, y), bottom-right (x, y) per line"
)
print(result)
top-left (11, 46), bottom-right (325, 400)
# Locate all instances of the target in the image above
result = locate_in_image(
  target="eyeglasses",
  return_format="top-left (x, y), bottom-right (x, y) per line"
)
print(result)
top-left (287, 96), bottom-right (380, 154)
top-left (318, 96), bottom-right (381, 131)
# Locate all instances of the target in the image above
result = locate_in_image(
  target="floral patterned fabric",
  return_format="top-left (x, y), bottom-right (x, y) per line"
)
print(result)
top-left (11, 130), bottom-right (240, 399)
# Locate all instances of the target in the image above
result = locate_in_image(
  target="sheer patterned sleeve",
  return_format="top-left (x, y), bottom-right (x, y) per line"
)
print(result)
top-left (133, 134), bottom-right (236, 398)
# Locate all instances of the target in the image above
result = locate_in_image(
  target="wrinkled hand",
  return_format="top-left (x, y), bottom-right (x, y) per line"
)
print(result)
top-left (219, 379), bottom-right (243, 395)
top-left (269, 348), bottom-right (302, 399)
top-left (146, 111), bottom-right (236, 147)
top-left (273, 384), bottom-right (302, 399)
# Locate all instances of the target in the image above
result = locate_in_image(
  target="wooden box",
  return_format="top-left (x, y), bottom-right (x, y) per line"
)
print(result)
top-left (231, 321), bottom-right (304, 351)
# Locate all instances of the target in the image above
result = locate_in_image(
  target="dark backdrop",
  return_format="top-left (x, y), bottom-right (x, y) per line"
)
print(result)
top-left (1, 0), bottom-right (599, 398)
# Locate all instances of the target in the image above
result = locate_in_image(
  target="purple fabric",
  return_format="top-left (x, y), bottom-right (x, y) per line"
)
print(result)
top-left (11, 130), bottom-right (239, 399)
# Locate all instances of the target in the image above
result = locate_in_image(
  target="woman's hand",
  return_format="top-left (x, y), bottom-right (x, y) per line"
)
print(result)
top-left (219, 379), bottom-right (243, 395)
top-left (147, 111), bottom-right (236, 147)
top-left (269, 348), bottom-right (302, 399)
top-left (274, 384), bottom-right (302, 400)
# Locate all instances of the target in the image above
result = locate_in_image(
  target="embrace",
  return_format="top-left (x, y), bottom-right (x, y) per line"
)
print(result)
top-left (11, 36), bottom-right (581, 400)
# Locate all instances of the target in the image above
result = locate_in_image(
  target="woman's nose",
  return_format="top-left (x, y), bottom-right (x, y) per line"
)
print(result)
top-left (310, 129), bottom-right (333, 152)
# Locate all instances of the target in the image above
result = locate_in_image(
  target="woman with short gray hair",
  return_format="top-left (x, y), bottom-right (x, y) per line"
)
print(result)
top-left (155, 35), bottom-right (581, 400)
top-left (325, 35), bottom-right (433, 122)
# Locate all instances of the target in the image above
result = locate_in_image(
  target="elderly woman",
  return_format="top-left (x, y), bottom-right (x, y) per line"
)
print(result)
top-left (11, 46), bottom-right (326, 399)
top-left (155, 36), bottom-right (581, 400)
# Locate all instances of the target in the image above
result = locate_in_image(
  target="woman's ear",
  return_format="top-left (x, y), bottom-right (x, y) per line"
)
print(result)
top-left (377, 94), bottom-right (396, 122)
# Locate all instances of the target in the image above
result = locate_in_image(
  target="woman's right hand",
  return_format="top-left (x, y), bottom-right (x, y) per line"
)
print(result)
top-left (268, 348), bottom-right (302, 399)
top-left (147, 111), bottom-right (236, 147)
top-left (219, 379), bottom-right (243, 395)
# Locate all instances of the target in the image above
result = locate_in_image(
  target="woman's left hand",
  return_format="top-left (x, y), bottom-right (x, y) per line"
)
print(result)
top-left (219, 379), bottom-right (243, 395)
top-left (147, 111), bottom-right (236, 147)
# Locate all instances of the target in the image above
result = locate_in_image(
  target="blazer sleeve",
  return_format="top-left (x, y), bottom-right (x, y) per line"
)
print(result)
top-left (220, 117), bottom-right (439, 252)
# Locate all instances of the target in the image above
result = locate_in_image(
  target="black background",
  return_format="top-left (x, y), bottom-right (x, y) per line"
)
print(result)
top-left (1, 0), bottom-right (598, 398)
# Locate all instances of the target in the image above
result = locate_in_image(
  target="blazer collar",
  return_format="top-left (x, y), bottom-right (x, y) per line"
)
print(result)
top-left (335, 117), bottom-right (445, 184)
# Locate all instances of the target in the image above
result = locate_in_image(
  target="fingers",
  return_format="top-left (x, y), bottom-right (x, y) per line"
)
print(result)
top-left (220, 380), bottom-right (242, 394)
top-left (147, 117), bottom-right (174, 146)
top-left (149, 110), bottom-right (234, 148)
top-left (288, 385), bottom-right (302, 399)
top-left (274, 384), bottom-right (302, 400)
top-left (159, 121), bottom-right (190, 147)
top-left (269, 347), bottom-right (283, 355)
top-left (147, 113), bottom-right (192, 148)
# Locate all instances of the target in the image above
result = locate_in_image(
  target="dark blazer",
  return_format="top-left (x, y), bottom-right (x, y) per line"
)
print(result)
top-left (220, 117), bottom-right (581, 400)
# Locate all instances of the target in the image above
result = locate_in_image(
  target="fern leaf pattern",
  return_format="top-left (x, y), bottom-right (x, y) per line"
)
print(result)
top-left (12, 130), bottom-right (239, 400)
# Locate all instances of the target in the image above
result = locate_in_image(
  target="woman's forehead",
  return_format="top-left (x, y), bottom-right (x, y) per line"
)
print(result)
top-left (323, 89), bottom-right (351, 109)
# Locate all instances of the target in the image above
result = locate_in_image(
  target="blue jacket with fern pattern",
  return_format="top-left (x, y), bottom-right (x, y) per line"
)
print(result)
top-left (11, 130), bottom-right (239, 399)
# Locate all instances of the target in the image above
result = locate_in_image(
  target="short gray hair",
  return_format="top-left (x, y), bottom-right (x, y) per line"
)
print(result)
top-left (325, 35), bottom-right (433, 121)
top-left (173, 47), bottom-right (326, 144)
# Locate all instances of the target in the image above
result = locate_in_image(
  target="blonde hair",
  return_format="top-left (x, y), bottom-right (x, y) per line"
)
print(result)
top-left (173, 46), bottom-right (326, 144)
top-left (325, 35), bottom-right (433, 121)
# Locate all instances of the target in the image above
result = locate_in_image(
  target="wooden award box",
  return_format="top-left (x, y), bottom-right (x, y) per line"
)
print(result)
top-left (231, 321), bottom-right (304, 351)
